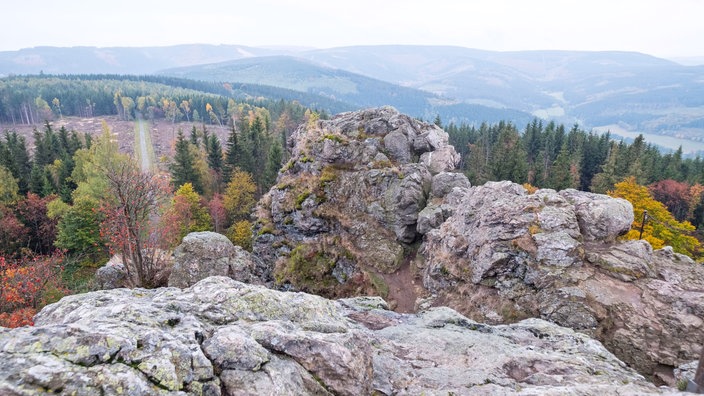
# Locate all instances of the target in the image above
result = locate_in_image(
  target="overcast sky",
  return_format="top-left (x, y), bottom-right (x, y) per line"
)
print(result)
top-left (3, 0), bottom-right (703, 59)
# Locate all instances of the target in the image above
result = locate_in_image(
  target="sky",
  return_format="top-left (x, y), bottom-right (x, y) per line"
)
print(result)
top-left (3, 0), bottom-right (703, 60)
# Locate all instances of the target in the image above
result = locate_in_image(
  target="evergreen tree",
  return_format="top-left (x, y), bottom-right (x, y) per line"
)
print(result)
top-left (206, 134), bottom-right (223, 174)
top-left (189, 125), bottom-right (199, 146)
top-left (28, 163), bottom-right (48, 196)
top-left (170, 130), bottom-right (202, 193)
top-left (548, 144), bottom-right (580, 190)
top-left (590, 143), bottom-right (620, 193)
top-left (1, 132), bottom-right (32, 194)
top-left (247, 116), bottom-right (264, 181)
top-left (522, 119), bottom-right (543, 184)
top-left (263, 139), bottom-right (283, 189)
top-left (223, 123), bottom-right (240, 182)
top-left (490, 124), bottom-right (527, 183)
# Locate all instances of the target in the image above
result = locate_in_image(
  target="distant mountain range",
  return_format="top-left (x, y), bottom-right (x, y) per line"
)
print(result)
top-left (2, 44), bottom-right (703, 148)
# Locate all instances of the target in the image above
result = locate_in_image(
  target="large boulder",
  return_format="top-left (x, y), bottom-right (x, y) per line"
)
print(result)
top-left (420, 181), bottom-right (704, 379)
top-left (0, 277), bottom-right (671, 395)
top-left (168, 231), bottom-right (270, 288)
top-left (94, 255), bottom-right (127, 289)
top-left (253, 107), bottom-right (459, 297)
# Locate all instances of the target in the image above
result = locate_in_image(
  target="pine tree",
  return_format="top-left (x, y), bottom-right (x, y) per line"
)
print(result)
top-left (490, 124), bottom-right (527, 183)
top-left (590, 143), bottom-right (620, 193)
top-left (548, 144), bottom-right (580, 190)
top-left (223, 123), bottom-right (240, 182)
top-left (170, 130), bottom-right (202, 193)
top-left (263, 139), bottom-right (283, 189)
top-left (207, 134), bottom-right (223, 174)
top-left (189, 126), bottom-right (199, 146)
top-left (28, 163), bottom-right (47, 196)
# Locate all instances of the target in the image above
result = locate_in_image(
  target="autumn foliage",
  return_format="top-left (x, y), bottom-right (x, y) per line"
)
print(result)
top-left (0, 253), bottom-right (68, 328)
top-left (99, 161), bottom-right (172, 288)
top-left (610, 177), bottom-right (701, 257)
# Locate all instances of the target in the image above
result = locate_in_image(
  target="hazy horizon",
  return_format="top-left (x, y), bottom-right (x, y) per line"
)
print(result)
top-left (3, 0), bottom-right (703, 61)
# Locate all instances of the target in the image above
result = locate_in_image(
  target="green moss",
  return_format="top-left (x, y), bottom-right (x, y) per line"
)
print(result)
top-left (276, 244), bottom-right (339, 294)
top-left (295, 191), bottom-right (311, 210)
top-left (257, 226), bottom-right (275, 236)
top-left (281, 159), bottom-right (295, 172)
top-left (677, 379), bottom-right (687, 391)
top-left (368, 272), bottom-right (389, 298)
top-left (323, 133), bottom-right (346, 143)
top-left (300, 155), bottom-right (314, 163)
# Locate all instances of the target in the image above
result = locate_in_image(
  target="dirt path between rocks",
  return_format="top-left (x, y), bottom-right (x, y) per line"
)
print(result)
top-left (381, 251), bottom-right (424, 313)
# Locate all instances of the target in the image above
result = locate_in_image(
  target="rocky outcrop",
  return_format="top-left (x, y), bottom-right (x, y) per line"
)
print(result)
top-left (168, 232), bottom-right (270, 288)
top-left (420, 181), bottom-right (704, 380)
top-left (250, 107), bottom-right (704, 381)
top-left (253, 107), bottom-right (465, 297)
top-left (0, 277), bottom-right (673, 395)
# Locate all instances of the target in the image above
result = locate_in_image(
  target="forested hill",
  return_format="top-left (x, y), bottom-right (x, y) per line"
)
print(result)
top-left (0, 74), bottom-right (346, 124)
top-left (2, 44), bottom-right (703, 142)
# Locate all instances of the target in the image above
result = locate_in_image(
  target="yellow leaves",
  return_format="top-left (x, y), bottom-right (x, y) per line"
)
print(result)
top-left (205, 103), bottom-right (213, 113)
top-left (609, 176), bottom-right (700, 258)
top-left (228, 220), bottom-right (252, 251)
top-left (224, 169), bottom-right (256, 221)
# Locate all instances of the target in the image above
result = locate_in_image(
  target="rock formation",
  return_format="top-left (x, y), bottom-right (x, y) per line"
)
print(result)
top-left (253, 106), bottom-right (466, 299)
top-left (419, 181), bottom-right (704, 381)
top-left (252, 107), bottom-right (704, 382)
top-left (168, 231), bottom-right (270, 288)
top-left (0, 277), bottom-right (673, 395)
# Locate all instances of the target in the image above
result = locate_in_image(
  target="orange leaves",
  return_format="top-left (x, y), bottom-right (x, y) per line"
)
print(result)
top-left (0, 307), bottom-right (36, 328)
top-left (0, 253), bottom-right (67, 328)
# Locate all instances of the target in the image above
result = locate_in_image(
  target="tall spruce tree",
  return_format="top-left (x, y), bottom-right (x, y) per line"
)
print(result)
top-left (170, 130), bottom-right (202, 193)
top-left (263, 139), bottom-right (283, 189)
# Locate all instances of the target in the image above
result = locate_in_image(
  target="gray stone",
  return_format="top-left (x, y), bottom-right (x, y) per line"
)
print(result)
top-left (420, 146), bottom-right (461, 175)
top-left (416, 204), bottom-right (444, 235)
top-left (560, 189), bottom-right (634, 242)
top-left (168, 231), bottom-right (269, 288)
top-left (253, 107), bottom-right (458, 295)
top-left (420, 180), bottom-right (704, 377)
top-left (430, 171), bottom-right (470, 198)
top-left (382, 130), bottom-right (410, 163)
top-left (0, 277), bottom-right (670, 395)
top-left (94, 255), bottom-right (127, 290)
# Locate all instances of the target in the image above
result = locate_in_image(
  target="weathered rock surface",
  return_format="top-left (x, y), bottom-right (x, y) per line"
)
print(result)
top-left (249, 107), bottom-right (704, 383)
top-left (168, 231), bottom-right (270, 288)
top-left (94, 254), bottom-right (128, 290)
top-left (253, 107), bottom-right (461, 297)
top-left (420, 181), bottom-right (704, 379)
top-left (0, 277), bottom-right (675, 395)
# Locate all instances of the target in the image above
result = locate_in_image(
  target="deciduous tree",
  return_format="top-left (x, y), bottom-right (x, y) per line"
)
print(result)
top-left (99, 160), bottom-right (170, 287)
top-left (610, 176), bottom-right (700, 257)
